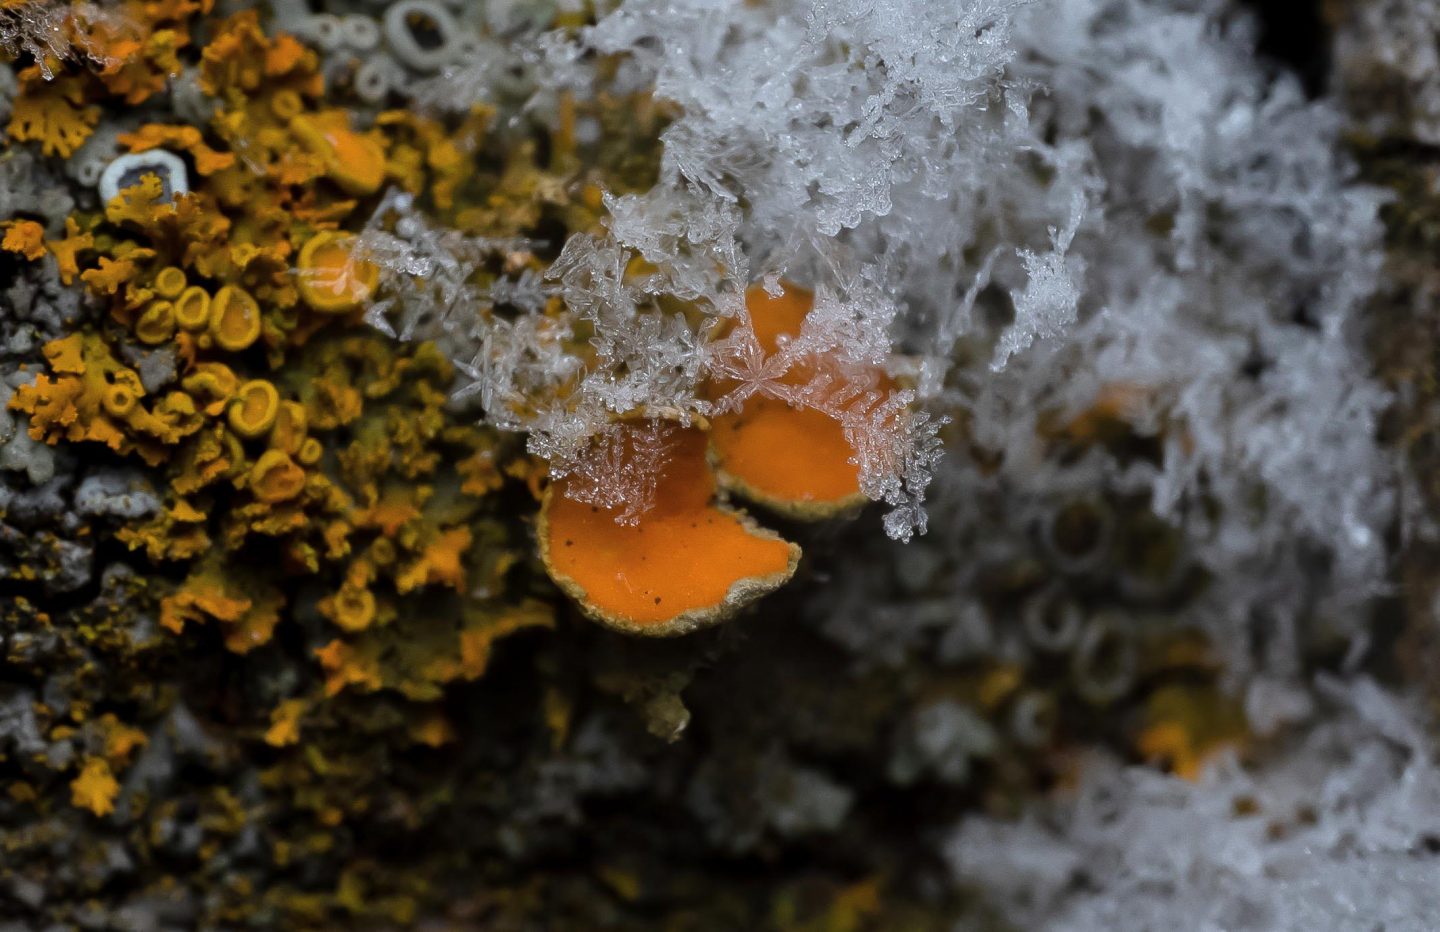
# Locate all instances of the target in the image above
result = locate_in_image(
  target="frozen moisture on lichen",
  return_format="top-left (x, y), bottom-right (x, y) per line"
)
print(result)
top-left (946, 679), bottom-right (1440, 932)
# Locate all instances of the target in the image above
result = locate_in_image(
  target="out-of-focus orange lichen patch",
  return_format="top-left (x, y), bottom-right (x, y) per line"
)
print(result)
top-left (160, 567), bottom-right (249, 633)
top-left (1136, 684), bottom-right (1248, 781)
top-left (69, 0), bottom-right (213, 105)
top-left (200, 9), bottom-right (317, 100)
top-left (119, 122), bottom-right (237, 175)
top-left (316, 638), bottom-right (383, 697)
top-left (6, 69), bottom-right (100, 157)
top-left (376, 108), bottom-right (487, 211)
top-left (319, 584), bottom-right (377, 633)
top-left (539, 421), bottom-right (800, 636)
top-left (161, 559), bottom-right (283, 652)
top-left (707, 282), bottom-right (873, 518)
top-left (296, 232), bottom-right (379, 313)
top-left (408, 709), bottom-right (457, 748)
top-left (290, 111), bottom-right (387, 196)
top-left (117, 498), bottom-right (211, 561)
top-left (457, 603), bottom-right (555, 678)
top-left (1046, 381), bottom-right (1152, 445)
top-left (2, 219), bottom-right (47, 260)
top-left (98, 714), bottom-right (148, 766)
top-left (71, 758), bottom-right (119, 817)
top-left (395, 527), bottom-right (471, 594)
top-left (264, 698), bottom-right (308, 748)
top-left (89, 24), bottom-right (176, 105)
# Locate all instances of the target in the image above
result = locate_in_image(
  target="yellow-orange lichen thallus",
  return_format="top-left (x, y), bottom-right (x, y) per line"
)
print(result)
top-left (537, 422), bottom-right (800, 637)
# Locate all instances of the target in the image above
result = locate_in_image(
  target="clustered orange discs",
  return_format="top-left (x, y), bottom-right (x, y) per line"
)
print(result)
top-left (708, 282), bottom-right (880, 518)
top-left (539, 422), bottom-right (800, 636)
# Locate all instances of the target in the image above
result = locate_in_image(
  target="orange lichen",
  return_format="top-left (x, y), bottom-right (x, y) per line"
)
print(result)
top-left (182, 362), bottom-right (239, 414)
top-left (296, 232), bottom-right (379, 314)
top-left (174, 285), bottom-right (211, 330)
top-left (264, 699), bottom-right (307, 748)
top-left (160, 560), bottom-right (283, 652)
top-left (707, 283), bottom-right (875, 518)
top-left (316, 638), bottom-right (383, 697)
top-left (269, 400), bottom-right (308, 456)
top-left (1137, 684), bottom-right (1248, 781)
top-left (539, 421), bottom-right (799, 636)
top-left (457, 604), bottom-right (556, 678)
top-left (290, 112), bottom-right (386, 196)
top-left (153, 265), bottom-right (188, 298)
top-left (228, 379), bottom-right (280, 438)
top-left (6, 70), bottom-right (100, 157)
top-left (134, 300), bottom-right (176, 344)
top-left (10, 333), bottom-right (204, 459)
top-left (118, 122), bottom-right (237, 175)
top-left (71, 758), bottom-right (120, 817)
top-left (1, 8), bottom-right (556, 724)
top-left (81, 256), bottom-right (138, 296)
top-left (98, 714), bottom-right (148, 765)
top-left (319, 584), bottom-right (377, 633)
top-left (46, 218), bottom-right (94, 286)
top-left (395, 527), bottom-right (471, 594)
top-left (209, 284), bottom-right (263, 351)
top-left (200, 9), bottom-right (317, 100)
top-left (250, 449), bottom-right (306, 503)
top-left (1, 219), bottom-right (47, 261)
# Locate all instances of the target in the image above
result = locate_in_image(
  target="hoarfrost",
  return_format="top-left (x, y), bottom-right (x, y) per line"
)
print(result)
top-left (946, 679), bottom-right (1440, 932)
top-left (366, 0), bottom-right (1394, 601)
top-left (0, 2), bottom-right (137, 80)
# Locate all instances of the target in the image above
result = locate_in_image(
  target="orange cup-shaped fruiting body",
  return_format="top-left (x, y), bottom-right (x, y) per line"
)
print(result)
top-left (174, 286), bottom-right (211, 332)
top-left (539, 421), bottom-right (800, 636)
top-left (708, 283), bottom-right (874, 518)
top-left (269, 400), bottom-right (308, 456)
top-left (209, 285), bottom-right (263, 352)
top-left (322, 585), bottom-right (376, 632)
top-left (290, 113), bottom-right (386, 196)
top-left (297, 232), bottom-right (380, 314)
top-left (102, 383), bottom-right (139, 419)
top-left (297, 436), bottom-right (323, 465)
top-left (250, 450), bottom-right (306, 503)
top-left (135, 301), bottom-right (176, 345)
top-left (228, 379), bottom-right (280, 439)
top-left (153, 266), bottom-right (187, 299)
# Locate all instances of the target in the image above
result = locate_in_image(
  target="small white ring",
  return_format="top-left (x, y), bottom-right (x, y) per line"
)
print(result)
top-left (98, 150), bottom-right (189, 204)
top-left (384, 0), bottom-right (458, 73)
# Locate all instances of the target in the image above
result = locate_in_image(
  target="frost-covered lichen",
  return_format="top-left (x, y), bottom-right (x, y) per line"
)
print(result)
top-left (0, 0), bottom-right (1433, 927)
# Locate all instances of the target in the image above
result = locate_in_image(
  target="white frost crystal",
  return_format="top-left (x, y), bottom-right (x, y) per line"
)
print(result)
top-left (946, 679), bottom-right (1440, 932)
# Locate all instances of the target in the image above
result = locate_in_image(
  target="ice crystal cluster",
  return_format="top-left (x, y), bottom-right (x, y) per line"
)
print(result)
top-left (372, 0), bottom-right (1392, 640)
top-left (947, 678), bottom-right (1440, 931)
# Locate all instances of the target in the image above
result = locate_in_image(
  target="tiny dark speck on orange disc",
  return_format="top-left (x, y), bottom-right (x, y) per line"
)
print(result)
top-left (539, 422), bottom-right (799, 635)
